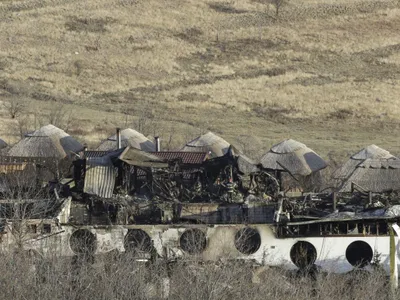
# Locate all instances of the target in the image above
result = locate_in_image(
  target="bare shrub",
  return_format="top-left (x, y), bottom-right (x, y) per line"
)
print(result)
top-left (0, 250), bottom-right (396, 300)
top-left (65, 16), bottom-right (115, 33)
top-left (208, 1), bottom-right (247, 14)
top-left (175, 28), bottom-right (203, 43)
top-left (329, 108), bottom-right (354, 120)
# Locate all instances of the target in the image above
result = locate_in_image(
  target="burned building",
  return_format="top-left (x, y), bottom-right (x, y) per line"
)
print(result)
top-left (2, 132), bottom-right (400, 276)
top-left (70, 145), bottom-right (275, 226)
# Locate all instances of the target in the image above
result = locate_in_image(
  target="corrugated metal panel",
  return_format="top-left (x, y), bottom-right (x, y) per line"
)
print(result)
top-left (152, 151), bottom-right (208, 164)
top-left (83, 156), bottom-right (116, 198)
top-left (84, 151), bottom-right (111, 158)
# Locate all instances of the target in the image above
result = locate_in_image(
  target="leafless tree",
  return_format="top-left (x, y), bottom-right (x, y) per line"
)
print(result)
top-left (269, 0), bottom-right (287, 17)
top-left (0, 170), bottom-right (57, 249)
top-left (39, 104), bottom-right (74, 131)
top-left (234, 135), bottom-right (263, 160)
top-left (258, 0), bottom-right (287, 17)
top-left (2, 97), bottom-right (25, 119)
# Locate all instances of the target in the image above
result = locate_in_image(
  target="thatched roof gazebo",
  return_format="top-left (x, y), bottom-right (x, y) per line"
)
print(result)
top-left (334, 145), bottom-right (400, 192)
top-left (97, 128), bottom-right (155, 152)
top-left (338, 158), bottom-right (400, 193)
top-left (181, 132), bottom-right (230, 158)
top-left (333, 144), bottom-right (396, 181)
top-left (8, 124), bottom-right (83, 159)
top-left (260, 139), bottom-right (327, 176)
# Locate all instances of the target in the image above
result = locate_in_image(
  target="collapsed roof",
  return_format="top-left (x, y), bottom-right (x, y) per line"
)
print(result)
top-left (119, 147), bottom-right (168, 168)
top-left (260, 139), bottom-right (327, 176)
top-left (181, 132), bottom-right (231, 158)
top-left (8, 124), bottom-right (83, 159)
top-left (97, 128), bottom-right (155, 152)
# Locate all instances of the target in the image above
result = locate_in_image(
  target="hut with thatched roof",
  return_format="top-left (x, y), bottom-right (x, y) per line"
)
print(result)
top-left (8, 124), bottom-right (83, 159)
top-left (181, 132), bottom-right (230, 158)
top-left (333, 144), bottom-right (396, 181)
top-left (97, 128), bottom-right (155, 152)
top-left (338, 158), bottom-right (400, 193)
top-left (260, 139), bottom-right (327, 176)
top-left (334, 145), bottom-right (400, 192)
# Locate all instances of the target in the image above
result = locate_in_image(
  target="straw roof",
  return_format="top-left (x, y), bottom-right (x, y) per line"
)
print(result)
top-left (181, 132), bottom-right (230, 158)
top-left (333, 145), bottom-right (397, 180)
top-left (8, 124), bottom-right (83, 159)
top-left (97, 128), bottom-right (155, 152)
top-left (339, 158), bottom-right (400, 192)
top-left (260, 139), bottom-right (327, 176)
top-left (0, 138), bottom-right (7, 150)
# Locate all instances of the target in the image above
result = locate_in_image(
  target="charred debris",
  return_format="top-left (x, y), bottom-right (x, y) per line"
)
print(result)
top-left (2, 127), bottom-right (400, 239)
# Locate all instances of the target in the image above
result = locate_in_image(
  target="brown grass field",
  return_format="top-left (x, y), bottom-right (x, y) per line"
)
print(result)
top-left (1, 0), bottom-right (400, 161)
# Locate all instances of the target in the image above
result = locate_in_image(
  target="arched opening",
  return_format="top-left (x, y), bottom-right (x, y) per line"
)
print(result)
top-left (179, 229), bottom-right (207, 254)
top-left (70, 229), bottom-right (97, 255)
top-left (124, 229), bottom-right (152, 254)
top-left (346, 241), bottom-right (373, 268)
top-left (290, 241), bottom-right (317, 269)
top-left (234, 228), bottom-right (261, 255)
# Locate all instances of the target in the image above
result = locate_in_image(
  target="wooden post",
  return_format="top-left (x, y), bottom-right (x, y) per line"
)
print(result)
top-left (390, 224), bottom-right (399, 294)
top-left (332, 192), bottom-right (337, 211)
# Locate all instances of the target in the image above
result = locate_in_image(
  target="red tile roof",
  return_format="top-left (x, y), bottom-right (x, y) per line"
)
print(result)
top-left (151, 151), bottom-right (209, 165)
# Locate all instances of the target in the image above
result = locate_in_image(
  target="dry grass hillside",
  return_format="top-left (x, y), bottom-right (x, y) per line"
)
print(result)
top-left (1, 0), bottom-right (400, 161)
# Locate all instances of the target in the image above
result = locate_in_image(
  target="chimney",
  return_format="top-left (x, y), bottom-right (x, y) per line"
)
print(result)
top-left (155, 136), bottom-right (160, 152)
top-left (116, 128), bottom-right (121, 149)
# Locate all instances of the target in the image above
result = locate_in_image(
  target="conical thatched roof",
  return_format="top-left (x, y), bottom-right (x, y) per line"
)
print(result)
top-left (8, 124), bottom-right (83, 159)
top-left (97, 128), bottom-right (155, 152)
top-left (181, 132), bottom-right (230, 158)
top-left (260, 139), bottom-right (327, 176)
top-left (333, 145), bottom-right (396, 180)
top-left (339, 158), bottom-right (400, 192)
top-left (0, 138), bottom-right (7, 150)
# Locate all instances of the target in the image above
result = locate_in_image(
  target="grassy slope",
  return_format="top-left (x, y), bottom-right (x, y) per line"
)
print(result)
top-left (1, 0), bottom-right (400, 160)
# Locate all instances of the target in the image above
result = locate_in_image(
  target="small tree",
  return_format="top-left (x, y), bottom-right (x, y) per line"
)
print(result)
top-left (3, 98), bottom-right (25, 119)
top-left (270, 0), bottom-right (286, 17)
top-left (39, 104), bottom-right (74, 131)
top-left (258, 0), bottom-right (287, 17)
top-left (0, 170), bottom-right (57, 249)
